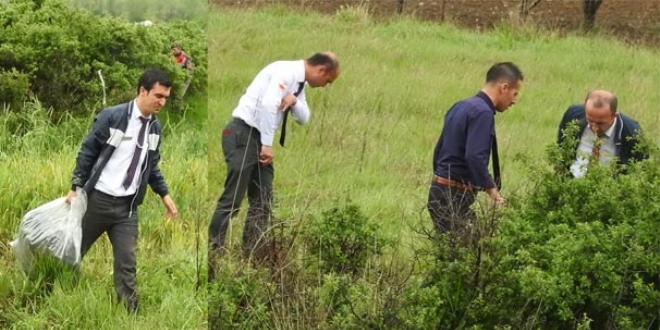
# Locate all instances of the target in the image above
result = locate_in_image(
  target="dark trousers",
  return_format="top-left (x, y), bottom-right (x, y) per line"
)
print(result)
top-left (81, 190), bottom-right (138, 312)
top-left (209, 119), bottom-right (274, 258)
top-left (427, 182), bottom-right (476, 235)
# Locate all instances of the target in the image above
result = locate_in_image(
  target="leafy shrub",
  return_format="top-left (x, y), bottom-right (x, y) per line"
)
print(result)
top-left (0, 68), bottom-right (30, 109)
top-left (208, 259), bottom-right (273, 330)
top-left (0, 0), bottom-right (206, 114)
top-left (476, 142), bottom-right (660, 328)
top-left (305, 203), bottom-right (384, 276)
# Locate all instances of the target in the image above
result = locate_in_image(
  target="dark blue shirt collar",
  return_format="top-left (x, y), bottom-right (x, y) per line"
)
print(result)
top-left (476, 91), bottom-right (496, 114)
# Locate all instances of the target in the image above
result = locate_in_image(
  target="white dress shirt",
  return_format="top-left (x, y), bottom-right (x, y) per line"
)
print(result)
top-left (231, 60), bottom-right (310, 146)
top-left (570, 117), bottom-right (617, 178)
top-left (96, 100), bottom-right (151, 196)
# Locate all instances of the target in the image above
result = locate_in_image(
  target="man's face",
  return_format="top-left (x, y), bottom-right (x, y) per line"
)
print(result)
top-left (171, 47), bottom-right (182, 57)
top-left (495, 80), bottom-right (521, 112)
top-left (307, 66), bottom-right (339, 88)
top-left (585, 103), bottom-right (616, 135)
top-left (138, 82), bottom-right (170, 115)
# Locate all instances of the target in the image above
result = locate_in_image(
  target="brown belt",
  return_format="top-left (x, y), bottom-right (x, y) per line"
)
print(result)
top-left (432, 175), bottom-right (475, 192)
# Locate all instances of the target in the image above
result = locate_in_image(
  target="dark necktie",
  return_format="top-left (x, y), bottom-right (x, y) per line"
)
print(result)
top-left (592, 137), bottom-right (602, 159)
top-left (279, 82), bottom-right (305, 147)
top-left (492, 127), bottom-right (501, 190)
top-left (589, 134), bottom-right (604, 166)
top-left (122, 116), bottom-right (149, 190)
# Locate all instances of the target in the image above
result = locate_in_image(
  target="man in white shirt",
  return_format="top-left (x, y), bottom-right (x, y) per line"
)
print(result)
top-left (66, 68), bottom-right (178, 313)
top-left (208, 52), bottom-right (340, 270)
top-left (557, 90), bottom-right (646, 178)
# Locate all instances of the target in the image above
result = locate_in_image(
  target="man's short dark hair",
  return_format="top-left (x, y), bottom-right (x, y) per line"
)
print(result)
top-left (486, 62), bottom-right (524, 84)
top-left (306, 52), bottom-right (339, 72)
top-left (137, 68), bottom-right (172, 94)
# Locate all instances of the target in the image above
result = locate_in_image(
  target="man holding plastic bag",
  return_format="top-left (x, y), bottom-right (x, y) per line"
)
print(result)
top-left (65, 68), bottom-right (178, 313)
top-left (11, 187), bottom-right (87, 272)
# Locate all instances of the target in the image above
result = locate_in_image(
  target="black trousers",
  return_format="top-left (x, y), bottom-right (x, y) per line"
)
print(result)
top-left (80, 190), bottom-right (139, 312)
top-left (427, 182), bottom-right (476, 235)
top-left (208, 119), bottom-right (274, 257)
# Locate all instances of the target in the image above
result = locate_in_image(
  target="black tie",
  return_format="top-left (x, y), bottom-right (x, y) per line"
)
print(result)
top-left (279, 82), bottom-right (305, 147)
top-left (123, 116), bottom-right (149, 190)
top-left (492, 127), bottom-right (501, 190)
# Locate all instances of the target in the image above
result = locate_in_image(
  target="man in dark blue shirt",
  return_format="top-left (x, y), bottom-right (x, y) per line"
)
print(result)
top-left (428, 62), bottom-right (524, 235)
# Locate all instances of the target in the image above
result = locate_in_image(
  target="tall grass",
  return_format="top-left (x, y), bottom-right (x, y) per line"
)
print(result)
top-left (0, 95), bottom-right (208, 329)
top-left (210, 4), bottom-right (660, 252)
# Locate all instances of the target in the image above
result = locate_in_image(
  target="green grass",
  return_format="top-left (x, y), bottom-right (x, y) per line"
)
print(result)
top-left (0, 94), bottom-right (208, 329)
top-left (209, 5), bottom-right (660, 252)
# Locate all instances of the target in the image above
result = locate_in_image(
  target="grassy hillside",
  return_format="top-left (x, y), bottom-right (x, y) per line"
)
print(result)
top-left (208, 5), bottom-right (660, 328)
top-left (209, 4), bottom-right (660, 248)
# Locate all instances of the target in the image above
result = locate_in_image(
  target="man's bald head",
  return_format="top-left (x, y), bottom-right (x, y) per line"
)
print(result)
top-left (305, 51), bottom-right (340, 88)
top-left (584, 89), bottom-right (618, 135)
top-left (585, 89), bottom-right (618, 113)
top-left (307, 51), bottom-right (340, 73)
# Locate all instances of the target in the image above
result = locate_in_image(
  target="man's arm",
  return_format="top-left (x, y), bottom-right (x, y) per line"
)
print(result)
top-left (257, 74), bottom-right (295, 147)
top-left (465, 110), bottom-right (496, 190)
top-left (464, 109), bottom-right (504, 205)
top-left (72, 111), bottom-right (112, 187)
top-left (147, 143), bottom-right (169, 198)
top-left (184, 54), bottom-right (194, 76)
top-left (66, 110), bottom-right (111, 203)
top-left (147, 140), bottom-right (178, 218)
top-left (290, 89), bottom-right (310, 125)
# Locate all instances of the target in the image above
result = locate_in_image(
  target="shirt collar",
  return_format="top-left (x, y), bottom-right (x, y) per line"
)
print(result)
top-left (294, 60), bottom-right (306, 84)
top-left (476, 91), bottom-right (496, 114)
top-left (132, 99), bottom-right (151, 120)
top-left (602, 116), bottom-right (617, 138)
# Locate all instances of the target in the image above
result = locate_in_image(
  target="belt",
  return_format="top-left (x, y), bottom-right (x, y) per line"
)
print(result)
top-left (232, 118), bottom-right (253, 129)
top-left (93, 190), bottom-right (134, 201)
top-left (432, 175), bottom-right (475, 192)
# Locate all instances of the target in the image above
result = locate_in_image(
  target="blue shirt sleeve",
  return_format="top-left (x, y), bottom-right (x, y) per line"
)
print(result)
top-left (465, 108), bottom-right (495, 189)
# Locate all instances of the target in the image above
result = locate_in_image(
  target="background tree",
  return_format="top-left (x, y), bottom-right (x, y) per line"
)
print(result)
top-left (518, 0), bottom-right (542, 19)
top-left (583, 0), bottom-right (603, 30)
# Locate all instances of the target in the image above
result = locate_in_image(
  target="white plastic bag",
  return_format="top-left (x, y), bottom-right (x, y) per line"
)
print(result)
top-left (10, 188), bottom-right (87, 269)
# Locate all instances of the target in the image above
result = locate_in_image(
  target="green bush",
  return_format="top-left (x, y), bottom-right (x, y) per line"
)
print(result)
top-left (305, 203), bottom-right (384, 276)
top-left (0, 68), bottom-right (30, 109)
top-left (209, 260), bottom-right (272, 329)
top-left (475, 145), bottom-right (660, 328)
top-left (0, 0), bottom-right (206, 114)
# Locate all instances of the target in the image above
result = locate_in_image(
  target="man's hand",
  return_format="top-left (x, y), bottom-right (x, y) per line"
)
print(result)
top-left (260, 145), bottom-right (273, 165)
top-left (279, 93), bottom-right (297, 111)
top-left (162, 194), bottom-right (178, 219)
top-left (65, 190), bottom-right (77, 205)
top-left (485, 188), bottom-right (506, 208)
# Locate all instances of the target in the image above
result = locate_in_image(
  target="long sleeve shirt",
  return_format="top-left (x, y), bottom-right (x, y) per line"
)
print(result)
top-left (232, 60), bottom-right (310, 146)
top-left (432, 91), bottom-right (497, 190)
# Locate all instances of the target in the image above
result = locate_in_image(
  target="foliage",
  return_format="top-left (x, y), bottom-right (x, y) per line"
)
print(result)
top-left (68, 0), bottom-right (207, 22)
top-left (209, 260), bottom-right (273, 329)
top-left (482, 146), bottom-right (660, 328)
top-left (0, 0), bottom-right (206, 115)
top-left (0, 68), bottom-right (30, 110)
top-left (305, 203), bottom-right (385, 277)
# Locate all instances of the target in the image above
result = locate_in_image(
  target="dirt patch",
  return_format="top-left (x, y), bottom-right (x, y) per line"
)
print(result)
top-left (213, 0), bottom-right (660, 46)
